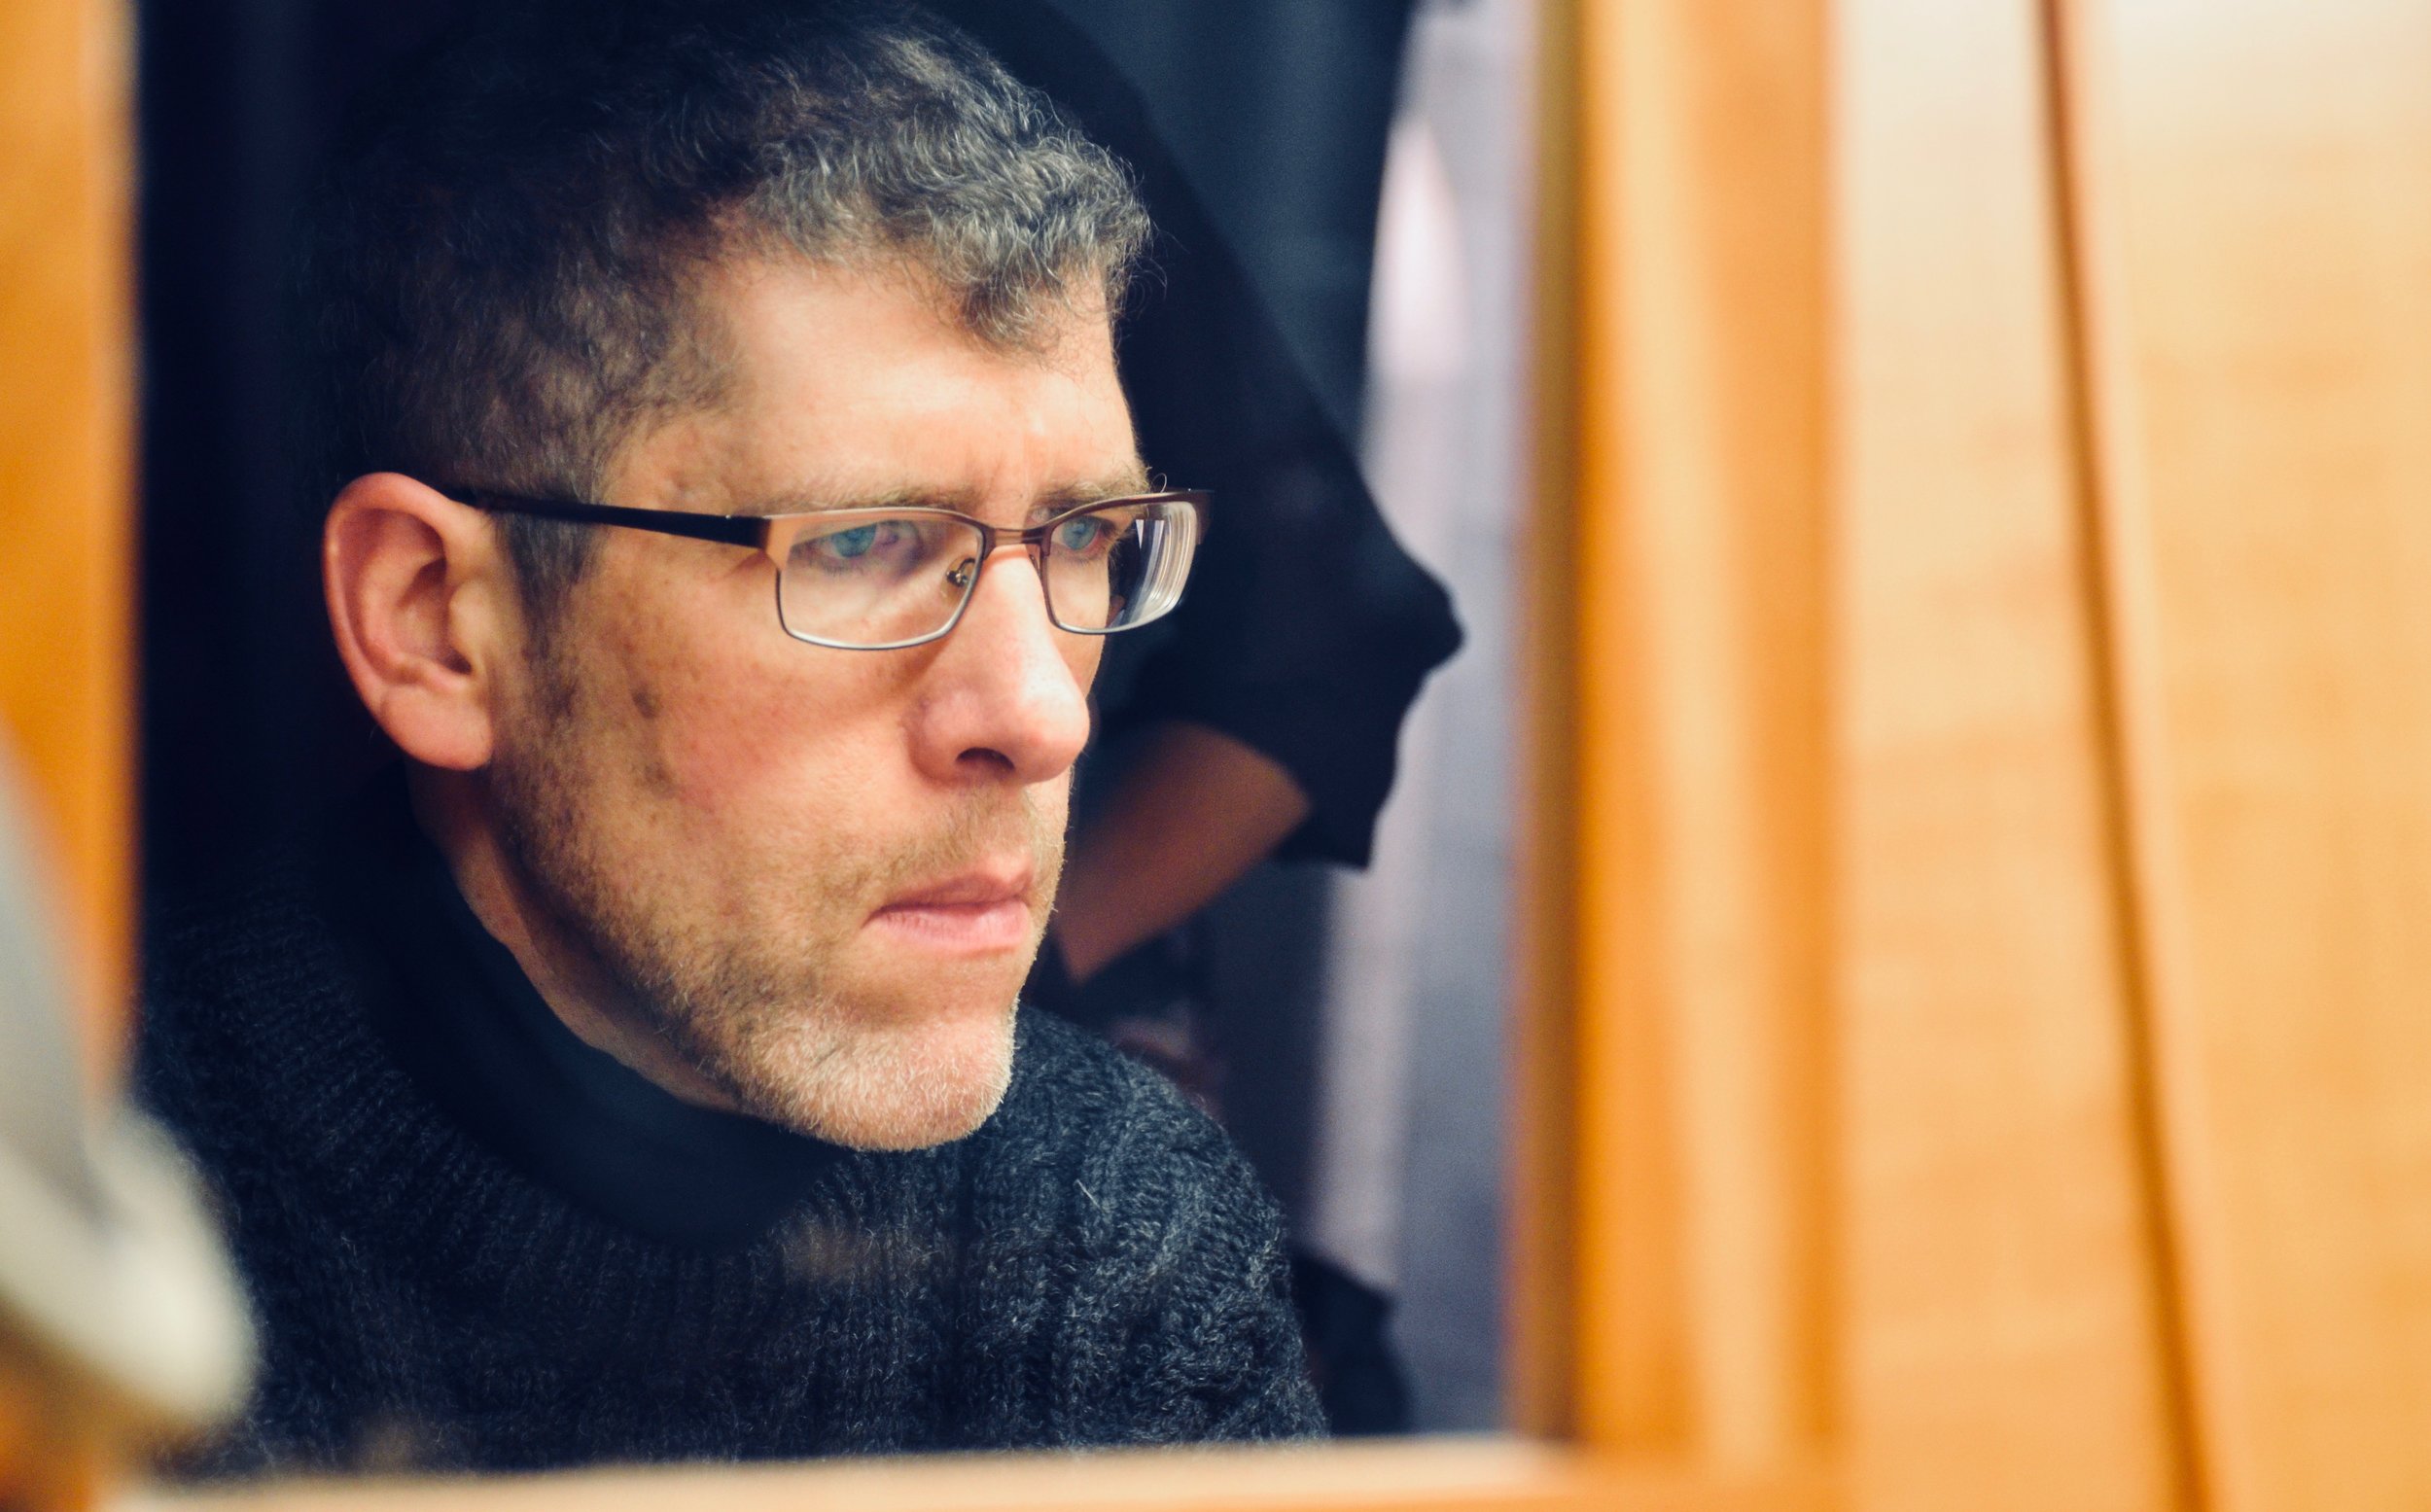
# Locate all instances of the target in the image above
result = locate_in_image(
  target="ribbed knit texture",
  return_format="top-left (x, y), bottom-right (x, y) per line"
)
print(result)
top-left (139, 848), bottom-right (1321, 1474)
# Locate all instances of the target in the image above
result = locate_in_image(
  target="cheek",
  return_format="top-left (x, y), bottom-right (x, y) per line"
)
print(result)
top-left (617, 628), bottom-right (913, 837)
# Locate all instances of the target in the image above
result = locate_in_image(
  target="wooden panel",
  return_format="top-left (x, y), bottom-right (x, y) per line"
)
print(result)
top-left (1507, 0), bottom-right (1585, 1439)
top-left (145, 1444), bottom-right (1831, 1512)
top-left (0, 0), bottom-right (133, 1081)
top-left (1559, 0), bottom-right (1833, 1463)
top-left (0, 1338), bottom-right (110, 1512)
top-left (2055, 0), bottom-right (2431, 1505)
top-left (1830, 1), bottom-right (2188, 1508)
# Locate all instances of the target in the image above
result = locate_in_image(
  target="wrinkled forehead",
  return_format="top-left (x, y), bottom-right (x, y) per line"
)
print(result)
top-left (617, 250), bottom-right (1144, 517)
top-left (688, 220), bottom-right (1127, 362)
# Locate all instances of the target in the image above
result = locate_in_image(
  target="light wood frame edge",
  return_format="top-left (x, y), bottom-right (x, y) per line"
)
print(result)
top-left (135, 1442), bottom-right (1830, 1512)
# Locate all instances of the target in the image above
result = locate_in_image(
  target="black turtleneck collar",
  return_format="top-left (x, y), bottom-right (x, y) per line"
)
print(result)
top-left (312, 770), bottom-right (848, 1248)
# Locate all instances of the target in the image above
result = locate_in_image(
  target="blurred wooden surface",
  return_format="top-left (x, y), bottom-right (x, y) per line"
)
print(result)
top-left (1831, 0), bottom-right (2188, 1507)
top-left (1506, 0), bottom-right (1584, 1443)
top-left (139, 1445), bottom-right (1834, 1512)
top-left (1543, 0), bottom-right (2431, 1503)
top-left (1, 1338), bottom-right (108, 1512)
top-left (1, 4), bottom-right (136, 1507)
top-left (1558, 0), bottom-right (1833, 1464)
top-left (0, 0), bottom-right (132, 1083)
top-left (2057, 0), bottom-right (2431, 1505)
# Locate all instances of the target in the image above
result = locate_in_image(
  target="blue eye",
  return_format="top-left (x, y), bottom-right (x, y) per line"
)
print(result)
top-left (801, 520), bottom-right (921, 575)
top-left (1053, 516), bottom-right (1114, 555)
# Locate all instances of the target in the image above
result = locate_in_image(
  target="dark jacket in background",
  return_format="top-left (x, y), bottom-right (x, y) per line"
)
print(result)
top-left (932, 0), bottom-right (1461, 867)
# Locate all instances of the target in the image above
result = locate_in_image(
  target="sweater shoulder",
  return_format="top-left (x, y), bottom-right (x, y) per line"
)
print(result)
top-left (138, 845), bottom-right (353, 1102)
top-left (991, 1008), bottom-right (1245, 1187)
top-left (970, 1010), bottom-right (1323, 1443)
top-left (148, 841), bottom-right (344, 999)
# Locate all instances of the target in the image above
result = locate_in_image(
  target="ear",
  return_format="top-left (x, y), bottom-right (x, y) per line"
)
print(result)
top-left (323, 473), bottom-right (517, 771)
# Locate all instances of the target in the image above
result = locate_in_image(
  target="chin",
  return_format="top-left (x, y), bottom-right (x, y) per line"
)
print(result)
top-left (725, 991), bottom-right (1021, 1152)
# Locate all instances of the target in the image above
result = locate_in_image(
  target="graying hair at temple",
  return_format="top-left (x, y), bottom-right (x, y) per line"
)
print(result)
top-left (300, 0), bottom-right (1152, 616)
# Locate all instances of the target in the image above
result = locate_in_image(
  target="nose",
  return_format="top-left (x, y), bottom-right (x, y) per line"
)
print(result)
top-left (905, 544), bottom-right (1093, 787)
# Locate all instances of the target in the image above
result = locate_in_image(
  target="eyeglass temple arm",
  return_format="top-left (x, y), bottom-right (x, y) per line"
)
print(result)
top-left (464, 493), bottom-right (766, 548)
top-left (469, 488), bottom-right (1209, 550)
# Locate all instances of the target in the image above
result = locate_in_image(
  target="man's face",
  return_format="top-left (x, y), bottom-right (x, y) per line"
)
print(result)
top-left (482, 253), bottom-right (1138, 1150)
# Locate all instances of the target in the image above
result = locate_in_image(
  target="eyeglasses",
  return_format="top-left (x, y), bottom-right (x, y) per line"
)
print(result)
top-left (460, 489), bottom-right (1205, 651)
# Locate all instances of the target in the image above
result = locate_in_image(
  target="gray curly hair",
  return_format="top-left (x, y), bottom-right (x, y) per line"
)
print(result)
top-left (304, 0), bottom-right (1150, 615)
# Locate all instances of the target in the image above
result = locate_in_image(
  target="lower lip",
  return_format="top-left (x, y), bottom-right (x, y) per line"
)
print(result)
top-left (866, 897), bottom-right (1032, 955)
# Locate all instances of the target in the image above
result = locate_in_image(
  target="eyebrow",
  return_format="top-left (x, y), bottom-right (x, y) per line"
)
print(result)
top-left (731, 465), bottom-right (1156, 518)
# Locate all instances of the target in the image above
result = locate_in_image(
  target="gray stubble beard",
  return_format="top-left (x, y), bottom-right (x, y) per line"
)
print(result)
top-left (483, 651), bottom-right (1050, 1149)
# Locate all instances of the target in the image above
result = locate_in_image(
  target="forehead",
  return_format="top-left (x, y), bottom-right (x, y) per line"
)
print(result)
top-left (616, 252), bottom-right (1143, 513)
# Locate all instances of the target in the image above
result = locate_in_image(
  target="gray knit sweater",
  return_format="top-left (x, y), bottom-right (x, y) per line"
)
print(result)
top-left (138, 804), bottom-right (1321, 1474)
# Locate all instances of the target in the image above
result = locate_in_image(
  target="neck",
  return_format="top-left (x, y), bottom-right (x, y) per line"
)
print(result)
top-left (405, 765), bottom-right (747, 1116)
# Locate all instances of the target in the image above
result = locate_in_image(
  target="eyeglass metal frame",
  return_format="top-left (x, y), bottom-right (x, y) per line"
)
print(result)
top-left (458, 489), bottom-right (1208, 651)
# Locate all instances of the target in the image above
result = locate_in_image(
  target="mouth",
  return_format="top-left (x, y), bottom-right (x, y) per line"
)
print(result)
top-left (864, 861), bottom-right (1037, 957)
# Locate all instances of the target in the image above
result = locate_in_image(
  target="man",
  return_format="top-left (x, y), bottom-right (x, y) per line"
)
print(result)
top-left (139, 0), bottom-right (1321, 1473)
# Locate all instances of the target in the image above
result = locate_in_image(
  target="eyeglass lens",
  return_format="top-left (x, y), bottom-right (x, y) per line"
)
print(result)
top-left (774, 499), bottom-right (1198, 649)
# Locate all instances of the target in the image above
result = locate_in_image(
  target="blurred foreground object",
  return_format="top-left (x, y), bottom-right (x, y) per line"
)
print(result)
top-left (0, 749), bottom-right (252, 1505)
